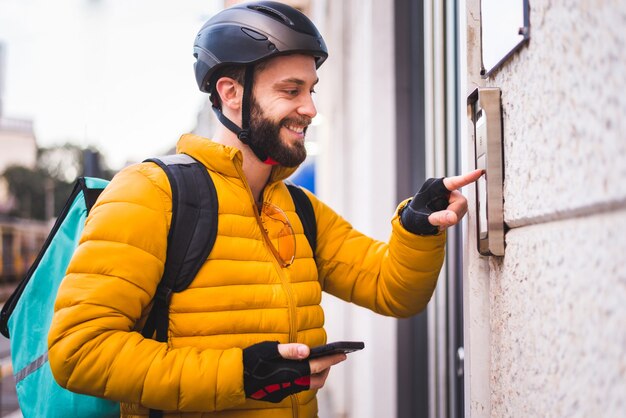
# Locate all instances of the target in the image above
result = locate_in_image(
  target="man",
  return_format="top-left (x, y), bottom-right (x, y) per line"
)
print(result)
top-left (48, 2), bottom-right (482, 417)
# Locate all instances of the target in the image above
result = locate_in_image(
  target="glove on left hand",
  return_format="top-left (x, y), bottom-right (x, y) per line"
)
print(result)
top-left (243, 341), bottom-right (311, 403)
top-left (400, 177), bottom-right (451, 235)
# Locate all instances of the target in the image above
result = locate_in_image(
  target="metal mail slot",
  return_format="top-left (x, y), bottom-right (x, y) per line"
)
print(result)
top-left (467, 87), bottom-right (505, 256)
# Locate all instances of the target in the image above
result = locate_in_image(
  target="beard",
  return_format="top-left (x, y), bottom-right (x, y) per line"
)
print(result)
top-left (248, 97), bottom-right (310, 167)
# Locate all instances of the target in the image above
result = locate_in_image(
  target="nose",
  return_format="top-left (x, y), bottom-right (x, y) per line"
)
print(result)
top-left (298, 93), bottom-right (317, 119)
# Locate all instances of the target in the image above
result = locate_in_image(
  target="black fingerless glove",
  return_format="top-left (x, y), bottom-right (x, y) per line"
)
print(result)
top-left (400, 177), bottom-right (451, 235)
top-left (243, 341), bottom-right (311, 403)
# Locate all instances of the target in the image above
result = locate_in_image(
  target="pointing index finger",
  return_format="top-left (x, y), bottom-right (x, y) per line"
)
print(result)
top-left (443, 169), bottom-right (484, 191)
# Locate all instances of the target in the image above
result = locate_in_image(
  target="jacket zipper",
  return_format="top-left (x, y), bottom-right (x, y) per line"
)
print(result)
top-left (259, 192), bottom-right (299, 344)
top-left (234, 162), bottom-right (300, 417)
top-left (258, 192), bottom-right (300, 418)
top-left (233, 163), bottom-right (299, 342)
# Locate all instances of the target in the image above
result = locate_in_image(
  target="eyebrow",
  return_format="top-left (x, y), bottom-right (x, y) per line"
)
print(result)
top-left (274, 77), bottom-right (319, 87)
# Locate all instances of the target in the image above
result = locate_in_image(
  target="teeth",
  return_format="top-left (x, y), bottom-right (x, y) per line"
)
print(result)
top-left (285, 124), bottom-right (304, 133)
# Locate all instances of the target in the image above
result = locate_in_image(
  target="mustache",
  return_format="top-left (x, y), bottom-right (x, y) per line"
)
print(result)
top-left (281, 116), bottom-right (312, 129)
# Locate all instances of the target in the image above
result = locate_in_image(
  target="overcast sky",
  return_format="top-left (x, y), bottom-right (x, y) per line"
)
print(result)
top-left (0, 0), bottom-right (222, 169)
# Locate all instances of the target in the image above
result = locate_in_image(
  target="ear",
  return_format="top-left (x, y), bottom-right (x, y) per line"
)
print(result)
top-left (215, 77), bottom-right (242, 111)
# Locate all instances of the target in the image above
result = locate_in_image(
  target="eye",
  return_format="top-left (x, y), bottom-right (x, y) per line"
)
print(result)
top-left (285, 89), bottom-right (299, 96)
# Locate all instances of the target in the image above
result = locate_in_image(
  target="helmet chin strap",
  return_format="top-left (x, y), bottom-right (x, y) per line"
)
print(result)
top-left (211, 65), bottom-right (277, 165)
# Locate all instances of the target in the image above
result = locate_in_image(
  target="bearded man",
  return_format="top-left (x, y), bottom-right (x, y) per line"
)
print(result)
top-left (48, 2), bottom-right (482, 417)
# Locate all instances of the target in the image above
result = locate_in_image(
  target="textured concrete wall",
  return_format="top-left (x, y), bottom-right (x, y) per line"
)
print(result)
top-left (466, 1), bottom-right (626, 416)
top-left (490, 210), bottom-right (626, 417)
top-left (497, 1), bottom-right (626, 226)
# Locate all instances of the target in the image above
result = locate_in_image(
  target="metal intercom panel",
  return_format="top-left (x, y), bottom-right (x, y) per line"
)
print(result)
top-left (467, 87), bottom-right (505, 256)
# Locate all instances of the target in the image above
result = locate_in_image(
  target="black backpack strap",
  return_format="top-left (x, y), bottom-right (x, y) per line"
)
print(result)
top-left (141, 154), bottom-right (218, 343)
top-left (141, 154), bottom-right (218, 418)
top-left (286, 184), bottom-right (317, 257)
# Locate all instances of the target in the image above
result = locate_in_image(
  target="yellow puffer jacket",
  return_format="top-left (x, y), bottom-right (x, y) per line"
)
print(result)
top-left (48, 134), bottom-right (446, 418)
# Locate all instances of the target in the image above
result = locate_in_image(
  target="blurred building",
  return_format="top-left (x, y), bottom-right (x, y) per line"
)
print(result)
top-left (0, 118), bottom-right (44, 285)
top-left (0, 42), bottom-right (37, 174)
top-left (0, 118), bottom-right (37, 174)
top-left (0, 42), bottom-right (37, 213)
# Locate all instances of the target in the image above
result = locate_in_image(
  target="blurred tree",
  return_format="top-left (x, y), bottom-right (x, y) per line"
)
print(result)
top-left (1, 143), bottom-right (113, 220)
top-left (2, 165), bottom-right (47, 219)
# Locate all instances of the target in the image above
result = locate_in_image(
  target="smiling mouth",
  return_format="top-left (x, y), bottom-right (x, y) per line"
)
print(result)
top-left (283, 123), bottom-right (307, 135)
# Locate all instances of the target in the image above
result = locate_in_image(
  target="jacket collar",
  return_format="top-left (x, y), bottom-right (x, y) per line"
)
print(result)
top-left (175, 133), bottom-right (299, 183)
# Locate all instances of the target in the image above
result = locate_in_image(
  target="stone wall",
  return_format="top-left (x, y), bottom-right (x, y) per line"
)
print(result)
top-left (466, 1), bottom-right (626, 416)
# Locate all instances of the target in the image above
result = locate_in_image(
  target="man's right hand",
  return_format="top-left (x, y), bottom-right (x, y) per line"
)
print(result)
top-left (243, 341), bottom-right (346, 403)
top-left (278, 343), bottom-right (347, 390)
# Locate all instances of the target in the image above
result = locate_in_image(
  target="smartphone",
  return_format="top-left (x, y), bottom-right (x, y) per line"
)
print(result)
top-left (308, 341), bottom-right (364, 359)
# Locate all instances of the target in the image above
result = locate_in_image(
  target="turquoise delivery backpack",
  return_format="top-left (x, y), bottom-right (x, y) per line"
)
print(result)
top-left (0, 154), bottom-right (316, 418)
top-left (0, 176), bottom-right (119, 417)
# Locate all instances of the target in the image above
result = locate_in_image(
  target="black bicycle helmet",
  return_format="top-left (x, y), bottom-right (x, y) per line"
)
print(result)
top-left (193, 1), bottom-right (328, 93)
top-left (193, 1), bottom-right (328, 163)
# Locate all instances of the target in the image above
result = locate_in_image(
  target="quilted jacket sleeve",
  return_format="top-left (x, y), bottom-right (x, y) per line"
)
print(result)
top-left (48, 163), bottom-right (245, 412)
top-left (307, 191), bottom-right (446, 318)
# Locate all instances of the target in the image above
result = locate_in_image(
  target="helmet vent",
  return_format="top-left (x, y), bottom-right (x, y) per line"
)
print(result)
top-left (248, 5), bottom-right (294, 26)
